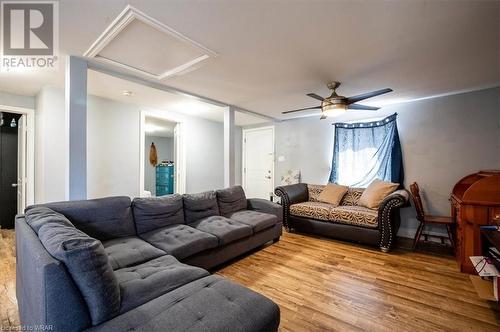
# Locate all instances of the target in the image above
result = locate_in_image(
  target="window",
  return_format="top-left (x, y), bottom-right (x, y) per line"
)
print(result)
top-left (329, 113), bottom-right (403, 187)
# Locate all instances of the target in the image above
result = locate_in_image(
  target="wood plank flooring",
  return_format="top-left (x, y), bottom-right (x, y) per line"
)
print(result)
top-left (1, 229), bottom-right (499, 331)
top-left (216, 232), bottom-right (500, 331)
top-left (0, 229), bottom-right (18, 328)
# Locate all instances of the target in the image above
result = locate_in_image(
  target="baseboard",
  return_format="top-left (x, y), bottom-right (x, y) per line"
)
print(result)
top-left (397, 227), bottom-right (448, 239)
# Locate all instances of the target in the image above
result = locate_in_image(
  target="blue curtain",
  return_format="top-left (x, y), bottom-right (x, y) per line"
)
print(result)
top-left (329, 113), bottom-right (403, 187)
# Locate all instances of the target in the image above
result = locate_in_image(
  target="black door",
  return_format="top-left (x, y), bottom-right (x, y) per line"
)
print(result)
top-left (0, 112), bottom-right (20, 229)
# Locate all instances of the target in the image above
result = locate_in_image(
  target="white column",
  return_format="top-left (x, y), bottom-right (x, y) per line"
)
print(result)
top-left (65, 56), bottom-right (88, 200)
top-left (224, 106), bottom-right (236, 187)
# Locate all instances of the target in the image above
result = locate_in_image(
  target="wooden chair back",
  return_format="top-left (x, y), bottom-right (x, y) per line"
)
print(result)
top-left (409, 182), bottom-right (426, 222)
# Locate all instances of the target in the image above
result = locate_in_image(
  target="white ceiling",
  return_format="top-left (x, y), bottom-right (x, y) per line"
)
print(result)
top-left (86, 6), bottom-right (217, 80)
top-left (87, 70), bottom-right (267, 126)
top-left (97, 18), bottom-right (207, 76)
top-left (145, 116), bottom-right (176, 138)
top-left (0, 0), bottom-right (498, 120)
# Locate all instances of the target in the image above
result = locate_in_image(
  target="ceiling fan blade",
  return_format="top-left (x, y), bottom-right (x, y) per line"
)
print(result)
top-left (348, 104), bottom-right (380, 111)
top-left (307, 93), bottom-right (324, 101)
top-left (282, 106), bottom-right (321, 114)
top-left (346, 88), bottom-right (393, 104)
top-left (320, 114), bottom-right (327, 120)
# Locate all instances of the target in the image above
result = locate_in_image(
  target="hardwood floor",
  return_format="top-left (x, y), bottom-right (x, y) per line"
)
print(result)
top-left (216, 232), bottom-right (500, 331)
top-left (0, 229), bottom-right (18, 328)
top-left (1, 229), bottom-right (499, 331)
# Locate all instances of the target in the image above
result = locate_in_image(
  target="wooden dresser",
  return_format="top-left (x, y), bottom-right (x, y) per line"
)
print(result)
top-left (451, 171), bottom-right (500, 273)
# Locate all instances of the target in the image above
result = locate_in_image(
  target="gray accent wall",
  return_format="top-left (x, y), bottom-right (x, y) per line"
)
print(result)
top-left (254, 87), bottom-right (500, 238)
top-left (144, 136), bottom-right (173, 196)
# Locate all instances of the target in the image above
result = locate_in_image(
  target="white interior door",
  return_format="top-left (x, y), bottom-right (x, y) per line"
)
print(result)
top-left (17, 115), bottom-right (27, 214)
top-left (243, 127), bottom-right (274, 199)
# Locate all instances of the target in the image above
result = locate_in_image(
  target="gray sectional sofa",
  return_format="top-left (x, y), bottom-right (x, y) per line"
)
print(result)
top-left (15, 186), bottom-right (282, 332)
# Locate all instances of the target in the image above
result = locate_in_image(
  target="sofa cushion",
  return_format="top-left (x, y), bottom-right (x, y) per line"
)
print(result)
top-left (309, 185), bottom-right (365, 206)
top-left (358, 179), bottom-right (399, 209)
top-left (140, 224), bottom-right (219, 260)
top-left (216, 186), bottom-right (247, 216)
top-left (307, 184), bottom-right (325, 202)
top-left (132, 195), bottom-right (184, 234)
top-left (189, 216), bottom-right (252, 246)
top-left (37, 219), bottom-right (120, 325)
top-left (115, 255), bottom-right (209, 313)
top-left (25, 206), bottom-right (74, 234)
top-left (85, 275), bottom-right (280, 332)
top-left (228, 210), bottom-right (278, 233)
top-left (31, 196), bottom-right (136, 240)
top-left (290, 202), bottom-right (379, 228)
top-left (317, 183), bottom-right (348, 206)
top-left (182, 191), bottom-right (220, 224)
top-left (290, 201), bottom-right (334, 221)
top-left (247, 198), bottom-right (283, 223)
top-left (330, 205), bottom-right (379, 228)
top-left (339, 188), bottom-right (364, 206)
top-left (102, 236), bottom-right (166, 270)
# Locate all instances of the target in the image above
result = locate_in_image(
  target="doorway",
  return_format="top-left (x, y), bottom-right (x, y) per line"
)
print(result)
top-left (242, 126), bottom-right (275, 199)
top-left (139, 111), bottom-right (186, 196)
top-left (0, 108), bottom-right (34, 228)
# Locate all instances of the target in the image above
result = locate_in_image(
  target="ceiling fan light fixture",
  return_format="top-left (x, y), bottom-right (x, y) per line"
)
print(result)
top-left (323, 108), bottom-right (346, 117)
top-left (323, 103), bottom-right (347, 111)
top-left (322, 100), bottom-right (347, 116)
top-left (282, 81), bottom-right (393, 119)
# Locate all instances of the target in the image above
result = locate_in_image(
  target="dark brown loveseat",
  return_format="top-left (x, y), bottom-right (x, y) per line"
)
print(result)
top-left (275, 183), bottom-right (409, 252)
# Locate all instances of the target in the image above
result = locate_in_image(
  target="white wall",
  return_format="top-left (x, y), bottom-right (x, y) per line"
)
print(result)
top-left (183, 116), bottom-right (224, 193)
top-left (251, 87), bottom-right (500, 238)
top-left (0, 91), bottom-right (35, 109)
top-left (87, 96), bottom-right (141, 199)
top-left (31, 87), bottom-right (241, 203)
top-left (234, 126), bottom-right (243, 185)
top-left (88, 96), bottom-right (236, 198)
top-left (34, 87), bottom-right (67, 203)
top-left (32, 89), bottom-right (242, 202)
top-left (144, 135), bottom-right (173, 196)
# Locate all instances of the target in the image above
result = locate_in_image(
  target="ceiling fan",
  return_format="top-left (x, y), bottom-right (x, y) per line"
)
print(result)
top-left (282, 82), bottom-right (393, 119)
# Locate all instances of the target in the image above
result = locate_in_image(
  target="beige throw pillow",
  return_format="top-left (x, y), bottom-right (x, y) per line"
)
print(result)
top-left (358, 179), bottom-right (399, 209)
top-left (317, 183), bottom-right (348, 206)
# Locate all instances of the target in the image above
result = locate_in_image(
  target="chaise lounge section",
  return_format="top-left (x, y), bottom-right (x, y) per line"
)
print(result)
top-left (15, 186), bottom-right (282, 332)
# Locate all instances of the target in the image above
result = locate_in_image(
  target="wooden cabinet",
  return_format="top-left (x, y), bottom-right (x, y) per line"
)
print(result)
top-left (451, 171), bottom-right (500, 273)
top-left (490, 207), bottom-right (500, 225)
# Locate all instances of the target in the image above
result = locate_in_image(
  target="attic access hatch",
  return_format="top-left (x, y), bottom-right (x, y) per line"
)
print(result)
top-left (83, 5), bottom-right (217, 80)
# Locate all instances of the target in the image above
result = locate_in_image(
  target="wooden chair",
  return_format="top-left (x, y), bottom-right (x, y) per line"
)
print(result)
top-left (410, 182), bottom-right (455, 250)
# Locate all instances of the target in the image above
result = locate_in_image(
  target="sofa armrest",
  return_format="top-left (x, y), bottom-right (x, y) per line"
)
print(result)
top-left (247, 198), bottom-right (283, 222)
top-left (15, 215), bottom-right (92, 332)
top-left (274, 183), bottom-right (308, 230)
top-left (377, 189), bottom-right (409, 252)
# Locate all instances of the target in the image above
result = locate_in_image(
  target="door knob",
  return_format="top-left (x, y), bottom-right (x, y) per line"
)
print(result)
top-left (11, 183), bottom-right (18, 188)
top-left (265, 176), bottom-right (271, 179)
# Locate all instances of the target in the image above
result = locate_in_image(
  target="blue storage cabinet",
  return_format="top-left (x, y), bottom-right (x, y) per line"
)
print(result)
top-left (156, 163), bottom-right (174, 196)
